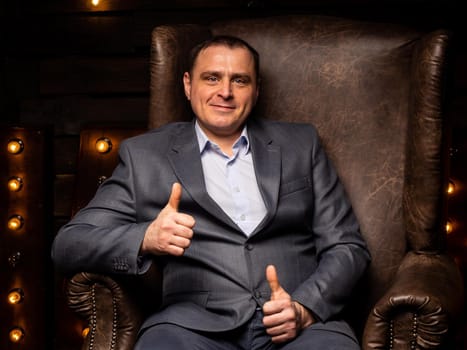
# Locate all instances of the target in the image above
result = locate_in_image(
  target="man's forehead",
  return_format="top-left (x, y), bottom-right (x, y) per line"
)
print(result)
top-left (192, 45), bottom-right (255, 74)
top-left (195, 45), bottom-right (254, 64)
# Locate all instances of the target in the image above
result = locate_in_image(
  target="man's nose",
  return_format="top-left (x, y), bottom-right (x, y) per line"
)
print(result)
top-left (218, 81), bottom-right (233, 99)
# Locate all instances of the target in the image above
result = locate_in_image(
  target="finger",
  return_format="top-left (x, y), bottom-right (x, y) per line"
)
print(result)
top-left (167, 244), bottom-right (185, 256)
top-left (266, 265), bottom-right (281, 299)
top-left (170, 234), bottom-right (192, 249)
top-left (264, 321), bottom-right (295, 344)
top-left (167, 182), bottom-right (182, 211)
top-left (175, 213), bottom-right (196, 229)
top-left (271, 333), bottom-right (291, 344)
top-left (172, 223), bottom-right (194, 241)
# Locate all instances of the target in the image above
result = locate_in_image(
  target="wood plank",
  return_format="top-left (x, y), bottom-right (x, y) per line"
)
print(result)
top-left (54, 135), bottom-right (80, 173)
top-left (25, 0), bottom-right (460, 13)
top-left (39, 56), bottom-right (149, 95)
top-left (71, 126), bottom-right (146, 215)
top-left (27, 0), bottom-right (250, 13)
top-left (132, 10), bottom-right (251, 47)
top-left (453, 52), bottom-right (467, 90)
top-left (54, 174), bottom-right (75, 217)
top-left (0, 125), bottom-right (54, 350)
top-left (21, 97), bottom-right (149, 135)
top-left (449, 93), bottom-right (467, 130)
top-left (12, 15), bottom-right (135, 55)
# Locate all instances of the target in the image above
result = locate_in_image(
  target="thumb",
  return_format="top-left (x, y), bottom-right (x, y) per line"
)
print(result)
top-left (167, 182), bottom-right (182, 211)
top-left (266, 265), bottom-right (282, 300)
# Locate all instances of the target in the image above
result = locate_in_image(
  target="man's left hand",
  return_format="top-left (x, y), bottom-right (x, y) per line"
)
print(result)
top-left (262, 265), bottom-right (315, 343)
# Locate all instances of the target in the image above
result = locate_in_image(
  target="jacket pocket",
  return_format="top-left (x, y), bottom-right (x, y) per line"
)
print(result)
top-left (279, 176), bottom-right (311, 197)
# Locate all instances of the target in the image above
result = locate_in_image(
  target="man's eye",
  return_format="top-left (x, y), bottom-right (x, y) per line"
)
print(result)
top-left (206, 76), bottom-right (219, 82)
top-left (233, 77), bottom-right (249, 85)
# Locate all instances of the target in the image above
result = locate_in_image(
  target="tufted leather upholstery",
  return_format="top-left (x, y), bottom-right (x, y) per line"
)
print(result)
top-left (66, 15), bottom-right (463, 349)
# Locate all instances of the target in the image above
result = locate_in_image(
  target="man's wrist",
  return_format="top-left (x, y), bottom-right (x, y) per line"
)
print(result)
top-left (292, 301), bottom-right (315, 329)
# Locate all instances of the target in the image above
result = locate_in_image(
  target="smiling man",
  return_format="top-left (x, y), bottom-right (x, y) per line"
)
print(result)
top-left (52, 36), bottom-right (370, 350)
top-left (182, 43), bottom-right (259, 155)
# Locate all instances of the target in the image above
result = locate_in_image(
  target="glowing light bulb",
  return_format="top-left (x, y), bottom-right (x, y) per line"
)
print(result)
top-left (447, 180), bottom-right (455, 195)
top-left (8, 215), bottom-right (24, 231)
top-left (7, 289), bottom-right (24, 304)
top-left (82, 327), bottom-right (90, 338)
top-left (95, 137), bottom-right (112, 153)
top-left (446, 220), bottom-right (453, 234)
top-left (8, 176), bottom-right (23, 192)
top-left (91, 0), bottom-right (99, 6)
top-left (7, 139), bottom-right (24, 154)
top-left (9, 327), bottom-right (24, 343)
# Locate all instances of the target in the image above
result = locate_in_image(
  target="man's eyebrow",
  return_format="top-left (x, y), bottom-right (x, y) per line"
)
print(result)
top-left (231, 73), bottom-right (252, 80)
top-left (199, 71), bottom-right (252, 77)
top-left (200, 70), bottom-right (222, 77)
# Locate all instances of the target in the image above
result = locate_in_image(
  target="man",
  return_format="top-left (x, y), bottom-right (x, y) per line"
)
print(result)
top-left (52, 35), bottom-right (370, 349)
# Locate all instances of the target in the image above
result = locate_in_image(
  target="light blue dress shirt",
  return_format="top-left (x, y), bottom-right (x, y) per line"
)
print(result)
top-left (195, 122), bottom-right (267, 236)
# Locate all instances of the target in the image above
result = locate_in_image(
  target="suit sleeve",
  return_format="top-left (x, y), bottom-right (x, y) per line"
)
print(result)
top-left (51, 140), bottom-right (152, 276)
top-left (291, 127), bottom-right (371, 322)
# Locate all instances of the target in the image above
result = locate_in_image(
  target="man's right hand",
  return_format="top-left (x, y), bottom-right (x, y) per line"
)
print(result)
top-left (140, 182), bottom-right (195, 256)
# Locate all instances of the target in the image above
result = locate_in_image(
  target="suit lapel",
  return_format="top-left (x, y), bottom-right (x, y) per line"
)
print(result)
top-left (248, 119), bottom-right (281, 235)
top-left (167, 123), bottom-right (239, 230)
top-left (167, 120), bottom-right (282, 236)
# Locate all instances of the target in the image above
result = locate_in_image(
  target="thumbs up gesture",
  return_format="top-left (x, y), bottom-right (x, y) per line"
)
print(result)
top-left (141, 183), bottom-right (196, 256)
top-left (262, 265), bottom-right (314, 343)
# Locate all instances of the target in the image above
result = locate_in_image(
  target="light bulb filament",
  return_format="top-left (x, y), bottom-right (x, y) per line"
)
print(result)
top-left (95, 137), bottom-right (112, 153)
top-left (7, 289), bottom-right (24, 304)
top-left (7, 139), bottom-right (24, 154)
top-left (8, 177), bottom-right (23, 192)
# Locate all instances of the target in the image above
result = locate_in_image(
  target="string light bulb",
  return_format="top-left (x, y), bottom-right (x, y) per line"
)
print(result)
top-left (7, 288), bottom-right (24, 305)
top-left (9, 327), bottom-right (24, 343)
top-left (82, 327), bottom-right (90, 338)
top-left (95, 137), bottom-right (112, 154)
top-left (8, 215), bottom-right (24, 231)
top-left (8, 176), bottom-right (24, 192)
top-left (446, 220), bottom-right (453, 234)
top-left (7, 138), bottom-right (24, 154)
top-left (447, 180), bottom-right (456, 195)
top-left (91, 0), bottom-right (100, 6)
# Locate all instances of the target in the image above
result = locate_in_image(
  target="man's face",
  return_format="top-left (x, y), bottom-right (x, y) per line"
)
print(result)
top-left (183, 45), bottom-right (259, 142)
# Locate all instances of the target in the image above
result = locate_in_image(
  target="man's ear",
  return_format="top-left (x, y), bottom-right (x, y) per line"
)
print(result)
top-left (183, 72), bottom-right (191, 100)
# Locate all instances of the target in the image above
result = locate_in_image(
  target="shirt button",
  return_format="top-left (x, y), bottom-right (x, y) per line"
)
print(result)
top-left (245, 244), bottom-right (254, 251)
top-left (240, 214), bottom-right (246, 221)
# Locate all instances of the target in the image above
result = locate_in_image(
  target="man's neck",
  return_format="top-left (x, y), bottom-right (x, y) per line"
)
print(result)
top-left (195, 122), bottom-right (247, 157)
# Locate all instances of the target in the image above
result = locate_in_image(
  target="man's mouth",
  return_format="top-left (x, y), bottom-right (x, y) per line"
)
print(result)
top-left (211, 104), bottom-right (235, 111)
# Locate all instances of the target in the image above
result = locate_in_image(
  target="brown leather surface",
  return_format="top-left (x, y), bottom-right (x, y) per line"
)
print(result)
top-left (67, 265), bottom-right (161, 350)
top-left (67, 14), bottom-right (462, 350)
top-left (148, 24), bottom-right (210, 129)
top-left (148, 14), bottom-right (452, 303)
top-left (67, 272), bottom-right (143, 350)
top-left (363, 252), bottom-right (463, 349)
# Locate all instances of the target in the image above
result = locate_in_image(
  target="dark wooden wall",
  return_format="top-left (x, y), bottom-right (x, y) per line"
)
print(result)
top-left (1, 1), bottom-right (466, 349)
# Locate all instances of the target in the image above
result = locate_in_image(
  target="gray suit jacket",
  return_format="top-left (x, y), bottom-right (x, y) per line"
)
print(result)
top-left (52, 117), bottom-right (370, 337)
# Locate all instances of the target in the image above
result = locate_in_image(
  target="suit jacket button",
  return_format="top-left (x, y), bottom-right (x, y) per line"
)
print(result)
top-left (245, 244), bottom-right (254, 251)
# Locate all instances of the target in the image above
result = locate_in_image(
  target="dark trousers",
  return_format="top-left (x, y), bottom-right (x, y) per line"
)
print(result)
top-left (134, 309), bottom-right (360, 350)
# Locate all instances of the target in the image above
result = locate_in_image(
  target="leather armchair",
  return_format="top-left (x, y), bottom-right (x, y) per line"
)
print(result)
top-left (65, 15), bottom-right (464, 349)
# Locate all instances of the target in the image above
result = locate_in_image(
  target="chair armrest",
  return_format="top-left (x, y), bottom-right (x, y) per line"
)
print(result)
top-left (362, 252), bottom-right (463, 350)
top-left (66, 265), bottom-right (161, 350)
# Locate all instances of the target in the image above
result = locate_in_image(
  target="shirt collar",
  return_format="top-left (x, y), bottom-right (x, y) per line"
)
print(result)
top-left (195, 120), bottom-right (250, 155)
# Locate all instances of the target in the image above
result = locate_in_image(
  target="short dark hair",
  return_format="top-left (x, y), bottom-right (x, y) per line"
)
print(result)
top-left (187, 35), bottom-right (260, 82)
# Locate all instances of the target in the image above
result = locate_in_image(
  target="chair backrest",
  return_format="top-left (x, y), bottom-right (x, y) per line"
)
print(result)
top-left (148, 15), bottom-right (450, 333)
